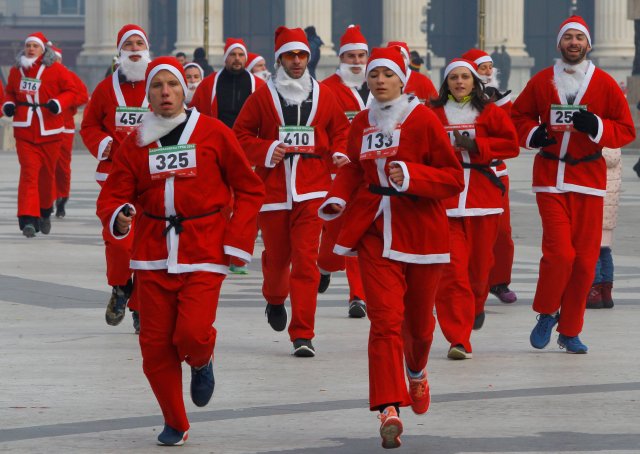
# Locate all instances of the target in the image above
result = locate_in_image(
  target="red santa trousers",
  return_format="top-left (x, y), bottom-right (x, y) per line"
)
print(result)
top-left (435, 215), bottom-right (500, 352)
top-left (55, 133), bottom-right (74, 199)
top-left (533, 192), bottom-right (602, 337)
top-left (258, 199), bottom-right (323, 341)
top-left (15, 139), bottom-right (60, 216)
top-left (137, 269), bottom-right (224, 432)
top-left (357, 221), bottom-right (443, 411)
top-left (489, 177), bottom-right (515, 287)
top-left (318, 218), bottom-right (365, 300)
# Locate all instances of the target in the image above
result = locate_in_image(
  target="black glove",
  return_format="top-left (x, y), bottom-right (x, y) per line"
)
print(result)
top-left (453, 130), bottom-right (478, 153)
top-left (495, 89), bottom-right (512, 101)
top-left (530, 123), bottom-right (557, 148)
top-left (45, 100), bottom-right (60, 114)
top-left (2, 103), bottom-right (15, 117)
top-left (572, 108), bottom-right (599, 136)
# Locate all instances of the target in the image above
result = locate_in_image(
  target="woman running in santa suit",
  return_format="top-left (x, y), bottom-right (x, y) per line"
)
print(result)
top-left (319, 47), bottom-right (464, 449)
top-left (430, 59), bottom-right (519, 360)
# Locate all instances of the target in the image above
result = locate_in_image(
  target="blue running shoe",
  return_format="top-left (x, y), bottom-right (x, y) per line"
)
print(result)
top-left (558, 334), bottom-right (588, 354)
top-left (530, 313), bottom-right (559, 349)
top-left (157, 424), bottom-right (188, 446)
top-left (190, 358), bottom-right (214, 407)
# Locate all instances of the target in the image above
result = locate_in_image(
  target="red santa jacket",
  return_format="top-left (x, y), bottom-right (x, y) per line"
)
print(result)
top-left (80, 70), bottom-right (148, 183)
top-left (63, 70), bottom-right (89, 134)
top-left (319, 97), bottom-right (464, 264)
top-left (3, 54), bottom-right (76, 144)
top-left (512, 63), bottom-right (635, 197)
top-left (321, 73), bottom-right (370, 120)
top-left (233, 78), bottom-right (350, 211)
top-left (188, 69), bottom-right (264, 118)
top-left (432, 102), bottom-right (519, 216)
top-left (404, 71), bottom-right (438, 105)
top-left (96, 109), bottom-right (265, 273)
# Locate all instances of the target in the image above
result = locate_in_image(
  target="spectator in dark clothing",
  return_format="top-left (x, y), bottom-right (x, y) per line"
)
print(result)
top-left (409, 50), bottom-right (424, 73)
top-left (304, 26), bottom-right (323, 79)
top-left (175, 52), bottom-right (187, 65)
top-left (193, 47), bottom-right (214, 77)
top-left (499, 45), bottom-right (511, 91)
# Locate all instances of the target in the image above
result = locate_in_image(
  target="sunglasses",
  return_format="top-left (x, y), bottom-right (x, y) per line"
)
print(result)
top-left (281, 51), bottom-right (309, 61)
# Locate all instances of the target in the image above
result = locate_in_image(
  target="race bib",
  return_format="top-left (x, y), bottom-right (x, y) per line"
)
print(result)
top-left (148, 144), bottom-right (197, 180)
top-left (360, 126), bottom-right (400, 160)
top-left (19, 77), bottom-right (41, 95)
top-left (444, 124), bottom-right (476, 151)
top-left (115, 107), bottom-right (148, 133)
top-left (279, 125), bottom-right (315, 153)
top-left (550, 104), bottom-right (587, 132)
top-left (344, 111), bottom-right (359, 122)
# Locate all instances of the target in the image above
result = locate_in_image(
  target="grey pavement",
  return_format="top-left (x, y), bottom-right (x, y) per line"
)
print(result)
top-left (0, 147), bottom-right (639, 454)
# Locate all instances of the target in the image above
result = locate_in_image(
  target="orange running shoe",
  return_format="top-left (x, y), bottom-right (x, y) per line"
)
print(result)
top-left (408, 370), bottom-right (431, 415)
top-left (379, 406), bottom-right (403, 449)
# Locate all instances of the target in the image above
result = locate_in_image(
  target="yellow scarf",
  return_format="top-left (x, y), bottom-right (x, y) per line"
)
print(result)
top-left (448, 94), bottom-right (472, 104)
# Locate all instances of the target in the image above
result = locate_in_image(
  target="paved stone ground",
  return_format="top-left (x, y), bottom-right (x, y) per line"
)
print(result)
top-left (0, 148), bottom-right (639, 453)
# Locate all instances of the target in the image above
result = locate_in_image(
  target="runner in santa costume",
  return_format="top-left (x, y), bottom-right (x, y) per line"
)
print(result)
top-left (184, 62), bottom-right (203, 105)
top-left (189, 38), bottom-right (265, 127)
top-left (387, 41), bottom-right (437, 105)
top-left (318, 24), bottom-right (370, 318)
top-left (51, 45), bottom-right (89, 218)
top-left (2, 32), bottom-right (76, 237)
top-left (81, 24), bottom-right (151, 331)
top-left (246, 52), bottom-right (271, 81)
top-left (96, 57), bottom-right (264, 446)
top-left (234, 26), bottom-right (350, 357)
top-left (461, 48), bottom-right (518, 304)
top-left (512, 16), bottom-right (634, 353)
top-left (319, 47), bottom-right (463, 449)
top-left (431, 58), bottom-right (519, 359)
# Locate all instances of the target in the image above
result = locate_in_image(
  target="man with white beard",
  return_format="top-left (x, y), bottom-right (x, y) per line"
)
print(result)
top-left (183, 62), bottom-right (203, 105)
top-left (246, 53), bottom-right (271, 81)
top-left (318, 24), bottom-right (370, 318)
top-left (81, 24), bottom-right (152, 333)
top-left (234, 26), bottom-right (350, 357)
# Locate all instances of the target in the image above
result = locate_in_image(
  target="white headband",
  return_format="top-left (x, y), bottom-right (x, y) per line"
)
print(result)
top-left (557, 22), bottom-right (591, 47)
top-left (146, 64), bottom-right (188, 98)
top-left (25, 36), bottom-right (45, 50)
top-left (366, 58), bottom-right (407, 85)
top-left (246, 56), bottom-right (265, 72)
top-left (275, 41), bottom-right (311, 61)
top-left (184, 62), bottom-right (204, 79)
top-left (444, 61), bottom-right (480, 80)
top-left (339, 43), bottom-right (368, 56)
top-left (474, 55), bottom-right (492, 65)
top-left (223, 43), bottom-right (248, 61)
top-left (118, 30), bottom-right (149, 52)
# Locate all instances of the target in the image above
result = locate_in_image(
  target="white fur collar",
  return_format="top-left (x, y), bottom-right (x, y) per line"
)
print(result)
top-left (369, 94), bottom-right (412, 137)
top-left (553, 59), bottom-right (589, 103)
top-left (444, 100), bottom-right (478, 125)
top-left (137, 111), bottom-right (188, 147)
top-left (273, 65), bottom-right (312, 106)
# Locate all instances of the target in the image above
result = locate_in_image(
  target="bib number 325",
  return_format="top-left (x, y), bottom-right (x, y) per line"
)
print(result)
top-left (148, 144), bottom-right (197, 180)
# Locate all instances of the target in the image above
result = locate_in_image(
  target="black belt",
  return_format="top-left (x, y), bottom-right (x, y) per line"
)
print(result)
top-left (368, 184), bottom-right (417, 201)
top-left (285, 152), bottom-right (321, 160)
top-left (461, 162), bottom-right (506, 195)
top-left (17, 101), bottom-right (44, 112)
top-left (143, 209), bottom-right (221, 236)
top-left (537, 150), bottom-right (602, 166)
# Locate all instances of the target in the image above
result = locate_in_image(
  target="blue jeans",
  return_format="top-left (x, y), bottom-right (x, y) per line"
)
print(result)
top-left (593, 247), bottom-right (614, 284)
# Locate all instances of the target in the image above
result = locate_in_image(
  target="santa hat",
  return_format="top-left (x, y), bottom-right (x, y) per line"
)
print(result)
top-left (246, 52), bottom-right (265, 71)
top-left (339, 24), bottom-right (368, 56)
top-left (145, 56), bottom-right (188, 98)
top-left (387, 41), bottom-right (410, 61)
top-left (366, 47), bottom-right (407, 85)
top-left (117, 24), bottom-right (149, 53)
top-left (184, 62), bottom-right (204, 79)
top-left (274, 26), bottom-right (310, 61)
top-left (461, 48), bottom-right (492, 66)
top-left (443, 58), bottom-right (480, 80)
top-left (25, 32), bottom-right (49, 50)
top-left (557, 15), bottom-right (591, 47)
top-left (51, 45), bottom-right (63, 59)
top-left (223, 37), bottom-right (248, 61)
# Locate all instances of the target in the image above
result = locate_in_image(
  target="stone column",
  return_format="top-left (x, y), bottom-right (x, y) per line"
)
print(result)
top-left (484, 0), bottom-right (533, 94)
top-left (285, 0), bottom-right (338, 79)
top-left (76, 0), bottom-right (149, 90)
top-left (590, 0), bottom-right (634, 84)
top-left (173, 0), bottom-right (225, 67)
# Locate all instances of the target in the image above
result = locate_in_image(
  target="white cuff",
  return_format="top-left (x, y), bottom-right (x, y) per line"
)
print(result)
top-left (526, 125), bottom-right (538, 149)
top-left (109, 203), bottom-right (133, 239)
top-left (265, 141), bottom-right (280, 168)
top-left (98, 136), bottom-right (113, 161)
top-left (333, 244), bottom-right (358, 257)
top-left (494, 94), bottom-right (511, 107)
top-left (318, 197), bottom-right (347, 221)
top-left (388, 161), bottom-right (410, 192)
top-left (589, 114), bottom-right (604, 144)
top-left (2, 101), bottom-right (15, 108)
top-left (223, 245), bottom-right (252, 264)
top-left (52, 99), bottom-right (62, 115)
top-left (332, 152), bottom-right (350, 162)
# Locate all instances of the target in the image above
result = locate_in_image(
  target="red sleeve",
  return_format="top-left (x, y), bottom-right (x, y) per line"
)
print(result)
top-left (53, 64), bottom-right (78, 110)
top-left (71, 72), bottom-right (89, 107)
top-left (322, 87), bottom-right (350, 156)
top-left (4, 68), bottom-right (19, 105)
top-left (595, 76), bottom-right (636, 148)
top-left (511, 76), bottom-right (543, 148)
top-left (474, 104), bottom-right (520, 163)
top-left (233, 89), bottom-right (279, 168)
top-left (80, 83), bottom-right (112, 159)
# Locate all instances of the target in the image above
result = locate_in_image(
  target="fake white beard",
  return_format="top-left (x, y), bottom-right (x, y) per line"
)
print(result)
top-left (480, 68), bottom-right (500, 89)
top-left (337, 63), bottom-right (366, 88)
top-left (20, 55), bottom-right (37, 69)
top-left (554, 59), bottom-right (589, 102)
top-left (137, 111), bottom-right (188, 147)
top-left (369, 94), bottom-right (412, 137)
top-left (118, 50), bottom-right (151, 82)
top-left (185, 82), bottom-right (201, 104)
top-left (444, 99), bottom-right (478, 125)
top-left (273, 65), bottom-right (312, 106)
top-left (254, 70), bottom-right (271, 81)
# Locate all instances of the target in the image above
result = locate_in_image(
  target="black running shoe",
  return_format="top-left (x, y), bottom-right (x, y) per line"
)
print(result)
top-left (190, 358), bottom-right (215, 407)
top-left (39, 217), bottom-right (51, 235)
top-left (473, 312), bottom-right (485, 330)
top-left (131, 310), bottom-right (140, 334)
top-left (318, 272), bottom-right (331, 293)
top-left (22, 224), bottom-right (36, 238)
top-left (348, 297), bottom-right (367, 318)
top-left (265, 303), bottom-right (287, 331)
top-left (55, 197), bottom-right (68, 218)
top-left (292, 338), bottom-right (315, 357)
top-left (105, 285), bottom-right (129, 326)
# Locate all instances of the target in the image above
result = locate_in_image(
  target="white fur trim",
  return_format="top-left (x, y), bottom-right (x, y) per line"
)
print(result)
top-left (223, 245), bottom-right (252, 264)
top-left (366, 58), bottom-right (406, 85)
top-left (137, 111), bottom-right (187, 147)
top-left (526, 125), bottom-right (539, 149)
top-left (557, 22), bottom-right (591, 47)
top-left (246, 56), bottom-right (265, 72)
top-left (145, 64), bottom-right (188, 97)
top-left (98, 136), bottom-right (113, 161)
top-left (589, 114), bottom-right (603, 144)
top-left (474, 55), bottom-right (492, 65)
top-left (25, 36), bottom-right (45, 49)
top-left (388, 161), bottom-right (409, 192)
top-left (109, 203), bottom-right (134, 239)
top-left (51, 99), bottom-right (62, 115)
top-left (332, 152), bottom-right (349, 162)
top-left (129, 260), bottom-right (229, 275)
top-left (275, 41), bottom-right (311, 61)
top-left (339, 43), bottom-right (368, 55)
top-left (95, 172), bottom-right (109, 182)
top-left (118, 29), bottom-right (149, 52)
top-left (446, 207), bottom-right (503, 217)
top-left (184, 62), bottom-right (204, 79)
top-left (223, 43), bottom-right (248, 61)
top-left (265, 140), bottom-right (280, 168)
top-left (388, 250), bottom-right (450, 264)
top-left (333, 244), bottom-right (358, 257)
top-left (444, 61), bottom-right (480, 80)
top-left (318, 197), bottom-right (347, 221)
